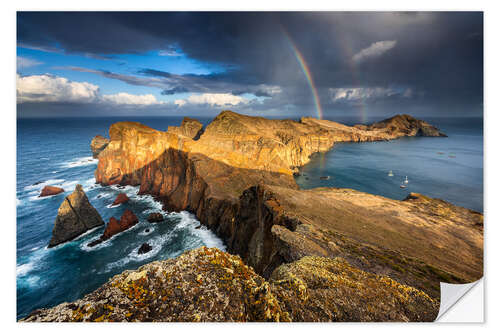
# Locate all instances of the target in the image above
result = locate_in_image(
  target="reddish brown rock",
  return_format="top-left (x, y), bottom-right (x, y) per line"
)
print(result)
top-left (88, 210), bottom-right (138, 247)
top-left (39, 185), bottom-right (65, 197)
top-left (102, 210), bottom-right (138, 240)
top-left (147, 212), bottom-right (164, 223)
top-left (48, 185), bottom-right (104, 248)
top-left (90, 135), bottom-right (110, 158)
top-left (111, 193), bottom-right (129, 206)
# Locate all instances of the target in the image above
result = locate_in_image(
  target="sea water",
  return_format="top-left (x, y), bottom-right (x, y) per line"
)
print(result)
top-left (16, 117), bottom-right (224, 319)
top-left (295, 116), bottom-right (483, 213)
top-left (16, 115), bottom-right (483, 319)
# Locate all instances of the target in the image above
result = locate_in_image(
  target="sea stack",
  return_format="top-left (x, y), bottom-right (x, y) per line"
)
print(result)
top-left (48, 185), bottom-right (104, 248)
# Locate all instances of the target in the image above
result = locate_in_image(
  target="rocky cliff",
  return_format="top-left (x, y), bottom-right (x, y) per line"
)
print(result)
top-left (22, 247), bottom-right (438, 322)
top-left (91, 111), bottom-right (481, 299)
top-left (29, 111), bottom-right (482, 322)
top-left (48, 185), bottom-right (105, 248)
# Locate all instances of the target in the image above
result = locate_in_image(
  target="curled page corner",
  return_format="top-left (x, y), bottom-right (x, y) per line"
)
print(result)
top-left (435, 278), bottom-right (484, 322)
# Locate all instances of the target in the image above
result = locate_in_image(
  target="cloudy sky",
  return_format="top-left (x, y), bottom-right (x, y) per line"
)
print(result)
top-left (17, 12), bottom-right (483, 119)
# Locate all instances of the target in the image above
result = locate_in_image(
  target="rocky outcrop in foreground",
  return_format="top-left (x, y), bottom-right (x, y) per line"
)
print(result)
top-left (22, 247), bottom-right (438, 322)
top-left (48, 185), bottom-right (104, 248)
top-left (39, 185), bottom-right (64, 197)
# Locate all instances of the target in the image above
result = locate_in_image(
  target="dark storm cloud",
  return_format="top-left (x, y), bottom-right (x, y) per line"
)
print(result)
top-left (18, 12), bottom-right (483, 117)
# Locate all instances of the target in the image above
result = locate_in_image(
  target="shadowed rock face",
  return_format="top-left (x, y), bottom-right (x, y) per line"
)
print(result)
top-left (28, 111), bottom-right (481, 322)
top-left (22, 247), bottom-right (438, 322)
top-left (48, 185), bottom-right (104, 248)
top-left (90, 135), bottom-right (110, 158)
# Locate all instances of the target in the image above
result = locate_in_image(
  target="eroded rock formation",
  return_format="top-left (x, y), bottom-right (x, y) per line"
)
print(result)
top-left (39, 185), bottom-right (64, 197)
top-left (22, 247), bottom-right (438, 322)
top-left (48, 185), bottom-right (104, 248)
top-left (111, 193), bottom-right (129, 206)
top-left (88, 209), bottom-right (138, 247)
top-left (91, 111), bottom-right (482, 300)
top-left (28, 111), bottom-right (481, 322)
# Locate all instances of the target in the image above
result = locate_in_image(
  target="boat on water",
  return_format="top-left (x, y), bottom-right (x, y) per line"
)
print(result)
top-left (400, 184), bottom-right (407, 189)
top-left (388, 170), bottom-right (394, 177)
top-left (404, 176), bottom-right (409, 184)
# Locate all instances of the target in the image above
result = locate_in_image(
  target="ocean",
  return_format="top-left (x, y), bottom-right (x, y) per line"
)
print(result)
top-left (16, 115), bottom-right (483, 319)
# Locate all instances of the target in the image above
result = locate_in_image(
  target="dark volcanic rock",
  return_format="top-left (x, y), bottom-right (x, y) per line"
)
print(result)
top-left (48, 185), bottom-right (104, 248)
top-left (147, 212), bottom-right (164, 223)
top-left (90, 135), bottom-right (110, 158)
top-left (111, 193), bottom-right (129, 206)
top-left (138, 243), bottom-right (152, 254)
top-left (88, 210), bottom-right (139, 247)
top-left (39, 185), bottom-right (64, 197)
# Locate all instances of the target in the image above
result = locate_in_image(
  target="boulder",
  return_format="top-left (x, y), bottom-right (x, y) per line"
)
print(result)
top-left (48, 185), bottom-right (104, 248)
top-left (112, 193), bottom-right (129, 206)
top-left (39, 185), bottom-right (65, 197)
top-left (88, 210), bottom-right (139, 247)
top-left (147, 212), bottom-right (164, 223)
top-left (90, 135), bottom-right (110, 158)
top-left (138, 243), bottom-right (152, 254)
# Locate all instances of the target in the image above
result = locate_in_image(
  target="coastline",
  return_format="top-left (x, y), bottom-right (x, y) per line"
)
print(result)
top-left (21, 111), bottom-right (483, 322)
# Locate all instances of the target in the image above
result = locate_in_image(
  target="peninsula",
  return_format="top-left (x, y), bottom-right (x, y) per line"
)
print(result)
top-left (24, 111), bottom-right (482, 322)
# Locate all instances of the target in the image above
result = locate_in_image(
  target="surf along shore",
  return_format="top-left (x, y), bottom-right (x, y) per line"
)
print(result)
top-left (23, 111), bottom-right (482, 322)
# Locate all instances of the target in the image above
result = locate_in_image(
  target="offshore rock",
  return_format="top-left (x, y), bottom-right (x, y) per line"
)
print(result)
top-left (88, 210), bottom-right (139, 247)
top-left (147, 212), bottom-right (164, 223)
top-left (90, 135), bottom-right (110, 158)
top-left (22, 247), bottom-right (438, 322)
top-left (111, 193), bottom-right (129, 206)
top-left (48, 185), bottom-right (104, 248)
top-left (91, 110), bottom-right (482, 300)
top-left (39, 185), bottom-right (64, 197)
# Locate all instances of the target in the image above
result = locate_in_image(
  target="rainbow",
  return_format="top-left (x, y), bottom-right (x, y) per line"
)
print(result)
top-left (281, 28), bottom-right (323, 119)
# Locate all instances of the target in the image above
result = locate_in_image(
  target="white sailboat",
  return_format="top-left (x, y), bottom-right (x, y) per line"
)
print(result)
top-left (388, 170), bottom-right (394, 177)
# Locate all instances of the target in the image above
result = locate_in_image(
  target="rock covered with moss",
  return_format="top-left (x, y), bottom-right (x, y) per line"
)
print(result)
top-left (22, 247), bottom-right (438, 322)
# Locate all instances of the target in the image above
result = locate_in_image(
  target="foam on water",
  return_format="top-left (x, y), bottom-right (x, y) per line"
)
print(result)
top-left (60, 156), bottom-right (98, 169)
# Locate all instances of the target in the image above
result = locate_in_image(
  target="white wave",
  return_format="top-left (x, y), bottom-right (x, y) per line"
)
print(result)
top-left (103, 231), bottom-right (173, 273)
top-left (60, 156), bottom-right (98, 169)
top-left (16, 262), bottom-right (34, 277)
top-left (174, 211), bottom-right (226, 251)
top-left (24, 179), bottom-right (65, 191)
top-left (16, 198), bottom-right (22, 206)
top-left (106, 203), bottom-right (121, 209)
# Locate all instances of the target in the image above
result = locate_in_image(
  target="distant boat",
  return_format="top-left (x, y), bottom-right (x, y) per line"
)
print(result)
top-left (388, 170), bottom-right (394, 177)
top-left (400, 184), bottom-right (407, 189)
top-left (403, 176), bottom-right (409, 184)
top-left (320, 176), bottom-right (330, 180)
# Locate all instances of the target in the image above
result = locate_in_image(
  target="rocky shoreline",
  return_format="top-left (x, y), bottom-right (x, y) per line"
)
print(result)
top-left (25, 111), bottom-right (482, 322)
